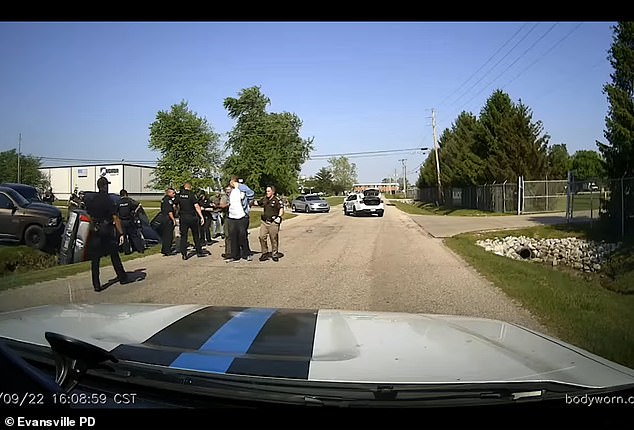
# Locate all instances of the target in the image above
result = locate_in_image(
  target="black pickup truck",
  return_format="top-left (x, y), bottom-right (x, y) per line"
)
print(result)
top-left (0, 185), bottom-right (63, 250)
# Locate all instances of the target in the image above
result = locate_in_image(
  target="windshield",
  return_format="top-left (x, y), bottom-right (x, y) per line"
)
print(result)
top-left (2, 187), bottom-right (29, 206)
top-left (0, 22), bottom-right (633, 410)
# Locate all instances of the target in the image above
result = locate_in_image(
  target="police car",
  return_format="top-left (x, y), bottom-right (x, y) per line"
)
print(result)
top-left (343, 188), bottom-right (385, 217)
top-left (58, 192), bottom-right (160, 265)
top-left (1, 303), bottom-right (633, 409)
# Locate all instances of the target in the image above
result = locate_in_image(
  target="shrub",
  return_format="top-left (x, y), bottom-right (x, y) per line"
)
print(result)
top-left (0, 246), bottom-right (58, 277)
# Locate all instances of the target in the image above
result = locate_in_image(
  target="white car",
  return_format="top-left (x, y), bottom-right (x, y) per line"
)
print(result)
top-left (343, 188), bottom-right (384, 217)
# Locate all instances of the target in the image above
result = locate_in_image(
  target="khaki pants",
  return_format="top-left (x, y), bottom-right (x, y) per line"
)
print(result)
top-left (259, 221), bottom-right (280, 255)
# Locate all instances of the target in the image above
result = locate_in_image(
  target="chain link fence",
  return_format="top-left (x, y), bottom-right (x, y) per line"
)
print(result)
top-left (415, 176), bottom-right (633, 237)
top-left (568, 176), bottom-right (633, 237)
top-left (416, 182), bottom-right (519, 213)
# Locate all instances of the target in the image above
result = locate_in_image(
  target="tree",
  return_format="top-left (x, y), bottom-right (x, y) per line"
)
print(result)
top-left (328, 156), bottom-right (357, 195)
top-left (0, 149), bottom-right (48, 190)
top-left (435, 112), bottom-right (485, 187)
top-left (478, 91), bottom-right (549, 182)
top-left (314, 167), bottom-right (334, 194)
top-left (148, 100), bottom-right (222, 191)
top-left (571, 150), bottom-right (607, 180)
top-left (547, 144), bottom-right (571, 179)
top-left (223, 86), bottom-right (313, 195)
top-left (597, 22), bottom-right (634, 178)
top-left (417, 151), bottom-right (439, 188)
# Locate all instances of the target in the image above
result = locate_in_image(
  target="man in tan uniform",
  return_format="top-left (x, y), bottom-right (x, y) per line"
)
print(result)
top-left (254, 185), bottom-right (284, 262)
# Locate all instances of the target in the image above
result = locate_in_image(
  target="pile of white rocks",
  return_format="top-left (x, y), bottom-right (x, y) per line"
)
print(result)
top-left (475, 236), bottom-right (621, 272)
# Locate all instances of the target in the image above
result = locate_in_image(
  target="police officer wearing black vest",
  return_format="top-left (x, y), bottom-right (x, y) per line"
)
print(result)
top-left (175, 182), bottom-right (206, 259)
top-left (85, 177), bottom-right (130, 292)
top-left (117, 189), bottom-right (144, 255)
top-left (160, 187), bottom-right (177, 256)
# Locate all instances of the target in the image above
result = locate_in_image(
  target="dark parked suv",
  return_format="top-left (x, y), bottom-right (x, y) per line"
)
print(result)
top-left (0, 185), bottom-right (64, 250)
top-left (0, 183), bottom-right (44, 204)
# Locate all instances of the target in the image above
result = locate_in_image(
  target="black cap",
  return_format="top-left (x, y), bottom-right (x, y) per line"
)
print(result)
top-left (97, 177), bottom-right (110, 188)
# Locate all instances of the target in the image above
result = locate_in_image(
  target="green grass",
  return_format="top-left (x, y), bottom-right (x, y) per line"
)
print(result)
top-left (325, 196), bottom-right (344, 206)
top-left (392, 201), bottom-right (510, 216)
top-left (0, 245), bottom-right (163, 292)
top-left (248, 210), bottom-right (296, 229)
top-left (523, 193), bottom-right (605, 213)
top-left (444, 224), bottom-right (634, 368)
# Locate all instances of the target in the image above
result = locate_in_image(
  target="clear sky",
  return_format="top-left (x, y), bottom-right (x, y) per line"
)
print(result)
top-left (0, 21), bottom-right (616, 183)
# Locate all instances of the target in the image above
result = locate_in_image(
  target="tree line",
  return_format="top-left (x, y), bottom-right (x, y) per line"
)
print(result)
top-left (416, 90), bottom-right (607, 191)
top-left (417, 22), bottom-right (632, 198)
top-left (148, 86), bottom-right (357, 196)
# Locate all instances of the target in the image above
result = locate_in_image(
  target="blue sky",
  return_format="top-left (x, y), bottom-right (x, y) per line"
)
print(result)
top-left (0, 21), bottom-right (616, 183)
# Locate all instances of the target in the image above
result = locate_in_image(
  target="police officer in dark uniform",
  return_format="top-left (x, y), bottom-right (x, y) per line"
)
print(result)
top-left (198, 191), bottom-right (213, 245)
top-left (85, 177), bottom-right (130, 292)
top-left (160, 188), bottom-right (177, 256)
top-left (254, 185), bottom-right (284, 262)
top-left (117, 189), bottom-right (144, 255)
top-left (175, 182), bottom-right (206, 259)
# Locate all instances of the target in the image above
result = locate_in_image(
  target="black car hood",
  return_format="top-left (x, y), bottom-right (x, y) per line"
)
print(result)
top-left (23, 202), bottom-right (62, 217)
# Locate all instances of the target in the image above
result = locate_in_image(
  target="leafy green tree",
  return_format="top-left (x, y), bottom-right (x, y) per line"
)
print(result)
top-left (223, 86), bottom-right (313, 195)
top-left (0, 149), bottom-right (48, 190)
top-left (597, 22), bottom-right (634, 178)
top-left (571, 150), bottom-right (607, 180)
top-left (148, 100), bottom-right (222, 191)
top-left (547, 144), bottom-right (572, 179)
top-left (314, 167), bottom-right (334, 194)
top-left (328, 156), bottom-right (357, 195)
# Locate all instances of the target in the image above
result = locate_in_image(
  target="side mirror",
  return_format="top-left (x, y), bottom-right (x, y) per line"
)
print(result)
top-left (45, 332), bottom-right (118, 393)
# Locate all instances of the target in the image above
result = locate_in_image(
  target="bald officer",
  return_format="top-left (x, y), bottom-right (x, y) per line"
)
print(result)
top-left (175, 182), bottom-right (205, 259)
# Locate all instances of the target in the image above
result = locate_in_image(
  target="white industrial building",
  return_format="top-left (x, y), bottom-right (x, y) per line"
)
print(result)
top-left (39, 164), bottom-right (163, 201)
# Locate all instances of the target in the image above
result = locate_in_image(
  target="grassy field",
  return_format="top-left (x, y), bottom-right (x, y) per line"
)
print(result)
top-left (523, 193), bottom-right (606, 213)
top-left (392, 201), bottom-right (511, 216)
top-left (325, 196), bottom-right (344, 206)
top-left (444, 224), bottom-right (634, 368)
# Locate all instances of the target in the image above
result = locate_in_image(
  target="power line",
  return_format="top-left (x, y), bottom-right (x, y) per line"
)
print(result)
top-left (459, 22), bottom-right (559, 113)
top-left (446, 23), bottom-right (540, 109)
top-left (439, 23), bottom-right (529, 109)
top-left (500, 22), bottom-right (583, 90)
top-left (37, 147), bottom-right (431, 166)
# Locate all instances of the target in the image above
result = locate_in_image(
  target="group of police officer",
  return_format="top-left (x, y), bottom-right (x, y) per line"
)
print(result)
top-left (84, 176), bottom-right (285, 292)
top-left (158, 179), bottom-right (284, 263)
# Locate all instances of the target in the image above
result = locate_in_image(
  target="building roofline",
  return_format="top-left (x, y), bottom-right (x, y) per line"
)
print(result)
top-left (40, 163), bottom-right (156, 169)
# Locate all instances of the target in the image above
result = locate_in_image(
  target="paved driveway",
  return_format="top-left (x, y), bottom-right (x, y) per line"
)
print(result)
top-left (0, 205), bottom-right (548, 334)
top-left (406, 210), bottom-right (594, 238)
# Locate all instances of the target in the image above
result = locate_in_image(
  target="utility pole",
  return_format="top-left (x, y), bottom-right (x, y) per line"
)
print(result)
top-left (431, 109), bottom-right (443, 204)
top-left (17, 133), bottom-right (21, 184)
top-left (399, 159), bottom-right (407, 197)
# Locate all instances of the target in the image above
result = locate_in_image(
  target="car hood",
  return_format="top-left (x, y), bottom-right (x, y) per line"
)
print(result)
top-left (306, 200), bottom-right (328, 205)
top-left (22, 202), bottom-right (62, 217)
top-left (0, 304), bottom-right (632, 388)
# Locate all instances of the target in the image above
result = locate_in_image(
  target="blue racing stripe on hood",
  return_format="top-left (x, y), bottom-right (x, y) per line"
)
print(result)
top-left (169, 308), bottom-right (277, 373)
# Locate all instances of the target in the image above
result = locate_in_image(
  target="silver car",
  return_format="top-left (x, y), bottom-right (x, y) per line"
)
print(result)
top-left (291, 194), bottom-right (330, 213)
